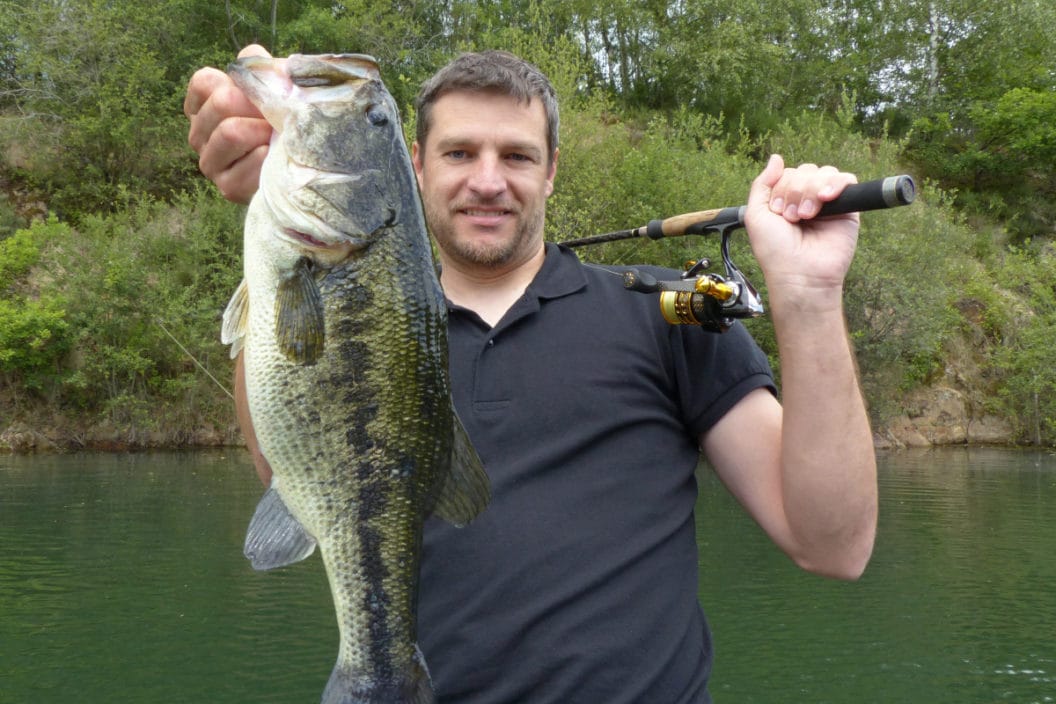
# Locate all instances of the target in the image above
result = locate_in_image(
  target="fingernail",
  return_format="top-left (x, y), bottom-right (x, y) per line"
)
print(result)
top-left (770, 197), bottom-right (784, 213)
top-left (800, 199), bottom-right (816, 218)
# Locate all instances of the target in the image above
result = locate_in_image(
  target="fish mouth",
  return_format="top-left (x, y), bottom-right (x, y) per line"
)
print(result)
top-left (283, 228), bottom-right (331, 248)
top-left (281, 227), bottom-right (365, 252)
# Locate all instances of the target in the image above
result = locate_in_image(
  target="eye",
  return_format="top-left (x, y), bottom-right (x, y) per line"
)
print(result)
top-left (367, 106), bottom-right (389, 126)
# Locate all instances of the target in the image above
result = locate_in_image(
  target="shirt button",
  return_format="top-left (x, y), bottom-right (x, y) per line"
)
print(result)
top-left (487, 339), bottom-right (495, 347)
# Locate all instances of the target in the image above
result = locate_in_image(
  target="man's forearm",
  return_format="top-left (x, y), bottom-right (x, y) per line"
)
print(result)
top-left (771, 294), bottom-right (877, 579)
top-left (234, 352), bottom-right (273, 486)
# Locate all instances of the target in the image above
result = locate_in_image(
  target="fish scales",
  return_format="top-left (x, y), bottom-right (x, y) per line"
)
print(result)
top-left (222, 53), bottom-right (488, 704)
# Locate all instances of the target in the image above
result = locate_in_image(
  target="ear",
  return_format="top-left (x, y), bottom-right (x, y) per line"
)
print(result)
top-left (411, 141), bottom-right (425, 189)
top-left (544, 148), bottom-right (559, 198)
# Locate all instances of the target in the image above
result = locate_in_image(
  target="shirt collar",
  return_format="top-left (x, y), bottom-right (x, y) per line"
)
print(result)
top-left (444, 242), bottom-right (587, 314)
top-left (524, 242), bottom-right (588, 301)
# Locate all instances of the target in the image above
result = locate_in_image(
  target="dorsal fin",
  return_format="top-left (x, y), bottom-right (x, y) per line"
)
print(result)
top-left (221, 278), bottom-right (250, 359)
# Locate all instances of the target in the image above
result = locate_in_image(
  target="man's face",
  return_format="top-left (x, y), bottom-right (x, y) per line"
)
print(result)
top-left (412, 90), bottom-right (557, 272)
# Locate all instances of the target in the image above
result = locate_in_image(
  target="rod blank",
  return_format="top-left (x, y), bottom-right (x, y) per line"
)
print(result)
top-left (561, 174), bottom-right (916, 248)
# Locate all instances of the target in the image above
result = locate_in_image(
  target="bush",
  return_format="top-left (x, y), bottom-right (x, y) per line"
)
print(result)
top-left (0, 296), bottom-right (70, 394)
top-left (0, 187), bottom-right (243, 433)
top-left (988, 245), bottom-right (1056, 444)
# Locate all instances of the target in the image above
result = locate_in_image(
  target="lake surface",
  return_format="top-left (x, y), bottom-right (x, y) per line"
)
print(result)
top-left (1, 447), bottom-right (1054, 703)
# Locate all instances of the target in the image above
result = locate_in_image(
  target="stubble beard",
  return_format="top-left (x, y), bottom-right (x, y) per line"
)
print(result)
top-left (426, 200), bottom-right (545, 269)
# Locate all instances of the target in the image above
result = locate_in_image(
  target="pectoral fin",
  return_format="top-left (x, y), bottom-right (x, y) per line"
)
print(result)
top-left (276, 257), bottom-right (325, 364)
top-left (244, 486), bottom-right (317, 571)
top-left (431, 411), bottom-right (490, 527)
top-left (221, 279), bottom-right (250, 359)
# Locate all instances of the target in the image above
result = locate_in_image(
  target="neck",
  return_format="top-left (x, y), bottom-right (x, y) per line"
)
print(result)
top-left (440, 244), bottom-right (546, 326)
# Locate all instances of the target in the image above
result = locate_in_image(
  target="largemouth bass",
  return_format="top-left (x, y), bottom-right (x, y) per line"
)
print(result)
top-left (221, 53), bottom-right (489, 704)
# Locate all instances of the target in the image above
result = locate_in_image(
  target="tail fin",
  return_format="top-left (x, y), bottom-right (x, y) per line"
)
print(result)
top-left (321, 646), bottom-right (434, 704)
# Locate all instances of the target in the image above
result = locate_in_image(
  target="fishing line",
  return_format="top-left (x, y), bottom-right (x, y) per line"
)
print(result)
top-left (153, 317), bottom-right (234, 399)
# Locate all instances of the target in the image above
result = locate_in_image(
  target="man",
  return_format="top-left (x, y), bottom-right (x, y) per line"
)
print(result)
top-left (185, 46), bottom-right (877, 703)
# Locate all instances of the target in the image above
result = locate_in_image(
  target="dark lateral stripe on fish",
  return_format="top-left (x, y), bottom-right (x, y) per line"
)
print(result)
top-left (357, 455), bottom-right (421, 683)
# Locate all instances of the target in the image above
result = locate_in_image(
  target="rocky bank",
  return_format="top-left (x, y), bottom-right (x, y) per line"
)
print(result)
top-left (0, 383), bottom-right (1022, 454)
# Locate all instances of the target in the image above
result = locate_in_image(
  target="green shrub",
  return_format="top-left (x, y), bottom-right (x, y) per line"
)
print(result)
top-left (988, 245), bottom-right (1056, 444)
top-left (0, 295), bottom-right (70, 393)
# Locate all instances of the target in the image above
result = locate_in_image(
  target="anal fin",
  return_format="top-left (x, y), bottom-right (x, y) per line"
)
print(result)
top-left (244, 486), bottom-right (317, 571)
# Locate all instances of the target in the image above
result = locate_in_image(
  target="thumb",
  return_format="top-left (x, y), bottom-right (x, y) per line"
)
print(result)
top-left (748, 154), bottom-right (785, 213)
top-left (238, 44), bottom-right (273, 60)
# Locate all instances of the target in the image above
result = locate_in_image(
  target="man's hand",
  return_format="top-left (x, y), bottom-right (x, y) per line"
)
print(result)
top-left (743, 155), bottom-right (860, 310)
top-left (184, 44), bottom-right (273, 204)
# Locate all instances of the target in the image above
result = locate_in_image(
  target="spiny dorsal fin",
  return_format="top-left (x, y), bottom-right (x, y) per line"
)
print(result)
top-left (244, 485), bottom-right (317, 571)
top-left (276, 257), bottom-right (325, 364)
top-left (221, 278), bottom-right (250, 359)
top-left (431, 410), bottom-right (489, 527)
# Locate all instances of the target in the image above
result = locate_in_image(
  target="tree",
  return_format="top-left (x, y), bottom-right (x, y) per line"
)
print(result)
top-left (0, 0), bottom-right (222, 216)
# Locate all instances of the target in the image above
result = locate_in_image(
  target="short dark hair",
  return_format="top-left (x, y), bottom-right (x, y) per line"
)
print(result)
top-left (414, 50), bottom-right (559, 164)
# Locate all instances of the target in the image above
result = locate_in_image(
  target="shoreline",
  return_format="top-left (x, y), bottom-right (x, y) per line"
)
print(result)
top-left (1, 420), bottom-right (1044, 455)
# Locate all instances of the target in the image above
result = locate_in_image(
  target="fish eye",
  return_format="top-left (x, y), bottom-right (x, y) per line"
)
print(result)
top-left (366, 106), bottom-right (389, 126)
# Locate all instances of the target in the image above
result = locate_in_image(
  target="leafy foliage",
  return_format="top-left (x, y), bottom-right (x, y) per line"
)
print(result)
top-left (0, 0), bottom-right (1053, 444)
top-left (0, 217), bottom-right (72, 395)
top-left (987, 245), bottom-right (1056, 445)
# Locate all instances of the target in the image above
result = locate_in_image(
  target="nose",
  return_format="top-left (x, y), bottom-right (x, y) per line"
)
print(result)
top-left (466, 153), bottom-right (506, 199)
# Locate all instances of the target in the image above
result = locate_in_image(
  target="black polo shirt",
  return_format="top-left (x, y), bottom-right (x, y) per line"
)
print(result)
top-left (419, 243), bottom-right (775, 704)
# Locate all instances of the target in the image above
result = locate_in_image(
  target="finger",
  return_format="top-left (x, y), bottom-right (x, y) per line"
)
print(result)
top-left (790, 166), bottom-right (859, 220)
top-left (184, 67), bottom-right (228, 120)
top-left (185, 47), bottom-right (271, 152)
top-left (238, 43), bottom-right (272, 59)
top-left (793, 165), bottom-right (838, 220)
top-left (748, 154), bottom-right (785, 211)
top-left (198, 115), bottom-right (272, 180)
top-left (813, 169), bottom-right (859, 206)
top-left (188, 79), bottom-right (267, 155)
top-left (771, 163), bottom-right (824, 222)
top-left (213, 144), bottom-right (269, 204)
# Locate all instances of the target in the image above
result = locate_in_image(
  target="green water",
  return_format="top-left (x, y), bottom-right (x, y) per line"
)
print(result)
top-left (1, 447), bottom-right (1054, 703)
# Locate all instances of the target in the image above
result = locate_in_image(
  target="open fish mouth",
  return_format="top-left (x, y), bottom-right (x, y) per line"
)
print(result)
top-left (278, 225), bottom-right (369, 254)
top-left (283, 228), bottom-right (335, 248)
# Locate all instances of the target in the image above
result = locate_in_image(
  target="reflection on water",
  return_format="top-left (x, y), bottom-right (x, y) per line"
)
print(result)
top-left (1, 447), bottom-right (1054, 703)
top-left (697, 447), bottom-right (1056, 704)
top-left (0, 451), bottom-right (335, 703)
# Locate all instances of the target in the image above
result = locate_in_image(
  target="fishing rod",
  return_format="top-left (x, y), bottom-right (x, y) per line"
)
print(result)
top-left (564, 175), bottom-right (916, 332)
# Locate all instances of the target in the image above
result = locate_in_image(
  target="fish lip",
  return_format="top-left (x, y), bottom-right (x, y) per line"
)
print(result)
top-left (281, 227), bottom-right (366, 251)
top-left (288, 156), bottom-right (357, 178)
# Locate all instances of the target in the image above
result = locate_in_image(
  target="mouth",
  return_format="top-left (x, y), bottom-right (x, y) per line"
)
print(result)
top-left (457, 206), bottom-right (517, 226)
top-left (462, 208), bottom-right (512, 216)
top-left (283, 228), bottom-right (338, 249)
